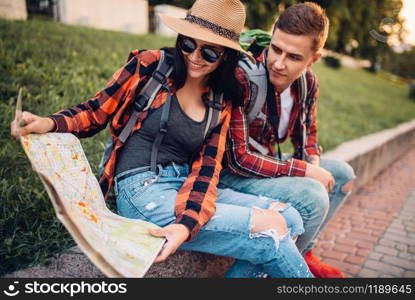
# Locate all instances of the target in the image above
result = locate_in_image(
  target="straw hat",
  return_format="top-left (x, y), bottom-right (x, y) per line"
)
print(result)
top-left (159, 0), bottom-right (255, 63)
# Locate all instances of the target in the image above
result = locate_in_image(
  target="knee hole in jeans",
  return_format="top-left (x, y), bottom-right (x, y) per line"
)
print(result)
top-left (268, 201), bottom-right (288, 212)
top-left (250, 208), bottom-right (288, 236)
top-left (342, 179), bottom-right (354, 193)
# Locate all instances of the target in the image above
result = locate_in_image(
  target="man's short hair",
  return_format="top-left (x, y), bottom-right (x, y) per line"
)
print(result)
top-left (273, 2), bottom-right (329, 52)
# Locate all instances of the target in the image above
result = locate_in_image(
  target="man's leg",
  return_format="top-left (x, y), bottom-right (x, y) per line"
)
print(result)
top-left (299, 158), bottom-right (355, 277)
top-left (219, 172), bottom-right (328, 277)
top-left (303, 158), bottom-right (355, 250)
top-left (219, 170), bottom-right (329, 254)
top-left (180, 202), bottom-right (313, 278)
top-left (219, 158), bottom-right (355, 277)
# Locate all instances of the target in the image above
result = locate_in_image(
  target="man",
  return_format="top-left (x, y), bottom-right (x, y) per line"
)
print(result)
top-left (220, 2), bottom-right (355, 277)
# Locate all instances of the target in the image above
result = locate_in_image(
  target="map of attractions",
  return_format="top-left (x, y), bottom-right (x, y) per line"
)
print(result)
top-left (20, 133), bottom-right (165, 278)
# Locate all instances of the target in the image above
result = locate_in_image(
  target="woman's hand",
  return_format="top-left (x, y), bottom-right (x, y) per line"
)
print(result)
top-left (11, 111), bottom-right (55, 139)
top-left (149, 224), bottom-right (190, 263)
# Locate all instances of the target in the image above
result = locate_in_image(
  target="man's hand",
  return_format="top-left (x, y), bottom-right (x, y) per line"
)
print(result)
top-left (306, 154), bottom-right (320, 166)
top-left (11, 111), bottom-right (55, 139)
top-left (305, 163), bottom-right (335, 192)
top-left (149, 224), bottom-right (190, 263)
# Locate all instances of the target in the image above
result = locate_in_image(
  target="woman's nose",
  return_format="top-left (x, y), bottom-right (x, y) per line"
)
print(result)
top-left (189, 47), bottom-right (202, 61)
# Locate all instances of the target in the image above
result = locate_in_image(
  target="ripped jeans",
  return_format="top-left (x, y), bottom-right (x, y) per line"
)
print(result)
top-left (219, 158), bottom-right (355, 278)
top-left (115, 163), bottom-right (314, 278)
top-left (219, 158), bottom-right (356, 254)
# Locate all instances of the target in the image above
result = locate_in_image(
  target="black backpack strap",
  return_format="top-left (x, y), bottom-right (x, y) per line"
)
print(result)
top-left (118, 50), bottom-right (173, 144)
top-left (298, 72), bottom-right (309, 160)
top-left (203, 90), bottom-right (223, 139)
top-left (150, 83), bottom-right (173, 173)
top-left (265, 72), bottom-right (282, 161)
top-left (187, 91), bottom-right (223, 166)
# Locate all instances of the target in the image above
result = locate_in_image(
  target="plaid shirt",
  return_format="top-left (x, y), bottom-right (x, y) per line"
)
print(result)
top-left (49, 50), bottom-right (232, 240)
top-left (225, 51), bottom-right (320, 179)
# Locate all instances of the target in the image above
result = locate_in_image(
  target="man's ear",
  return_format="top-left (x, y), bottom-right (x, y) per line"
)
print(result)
top-left (307, 52), bottom-right (322, 68)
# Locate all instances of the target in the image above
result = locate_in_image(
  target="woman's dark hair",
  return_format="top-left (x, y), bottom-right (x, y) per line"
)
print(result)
top-left (162, 35), bottom-right (244, 107)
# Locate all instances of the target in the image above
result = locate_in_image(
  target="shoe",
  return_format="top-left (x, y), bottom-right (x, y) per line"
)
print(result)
top-left (304, 250), bottom-right (345, 278)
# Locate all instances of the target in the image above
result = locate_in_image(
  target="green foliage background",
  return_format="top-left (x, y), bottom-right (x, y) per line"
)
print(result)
top-left (149, 0), bottom-right (405, 64)
top-left (28, 0), bottom-right (413, 79)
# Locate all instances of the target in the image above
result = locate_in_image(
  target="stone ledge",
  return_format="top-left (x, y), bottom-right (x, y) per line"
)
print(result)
top-left (3, 248), bottom-right (233, 278)
top-left (323, 119), bottom-right (415, 191)
top-left (4, 119), bottom-right (415, 278)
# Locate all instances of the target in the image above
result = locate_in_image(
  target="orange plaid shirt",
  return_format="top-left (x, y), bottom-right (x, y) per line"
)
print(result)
top-left (49, 50), bottom-right (232, 240)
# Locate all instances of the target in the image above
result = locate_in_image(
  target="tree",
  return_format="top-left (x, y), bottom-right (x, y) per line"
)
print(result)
top-left (243, 0), bottom-right (281, 31)
top-left (382, 48), bottom-right (415, 79)
top-left (149, 0), bottom-right (293, 31)
top-left (309, 0), bottom-right (404, 67)
top-left (149, 0), bottom-right (405, 69)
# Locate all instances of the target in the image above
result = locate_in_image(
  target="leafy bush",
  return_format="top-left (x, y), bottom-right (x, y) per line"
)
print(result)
top-left (410, 84), bottom-right (415, 100)
top-left (323, 55), bottom-right (341, 69)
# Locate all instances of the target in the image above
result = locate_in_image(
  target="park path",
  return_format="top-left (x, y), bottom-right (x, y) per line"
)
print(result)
top-left (314, 147), bottom-right (415, 278)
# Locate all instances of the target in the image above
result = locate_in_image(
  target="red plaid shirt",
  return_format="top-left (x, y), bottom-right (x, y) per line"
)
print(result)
top-left (49, 50), bottom-right (232, 240)
top-left (226, 51), bottom-right (320, 178)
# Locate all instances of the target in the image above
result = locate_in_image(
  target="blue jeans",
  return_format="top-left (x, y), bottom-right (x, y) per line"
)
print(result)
top-left (115, 163), bottom-right (314, 278)
top-left (218, 158), bottom-right (355, 277)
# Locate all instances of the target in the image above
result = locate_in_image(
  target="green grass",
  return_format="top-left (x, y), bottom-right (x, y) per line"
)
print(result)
top-left (313, 63), bottom-right (415, 151)
top-left (0, 18), bottom-right (175, 276)
top-left (1, 18), bottom-right (415, 276)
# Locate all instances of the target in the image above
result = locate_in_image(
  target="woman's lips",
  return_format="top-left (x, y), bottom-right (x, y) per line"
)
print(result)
top-left (187, 59), bottom-right (205, 71)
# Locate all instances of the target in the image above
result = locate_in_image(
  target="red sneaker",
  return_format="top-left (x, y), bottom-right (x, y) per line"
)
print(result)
top-left (304, 250), bottom-right (345, 278)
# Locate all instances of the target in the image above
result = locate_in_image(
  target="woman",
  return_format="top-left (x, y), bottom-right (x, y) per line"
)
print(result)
top-left (11, 0), bottom-right (313, 278)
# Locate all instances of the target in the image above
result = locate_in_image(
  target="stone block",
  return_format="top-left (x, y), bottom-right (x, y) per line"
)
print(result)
top-left (0, 0), bottom-right (27, 20)
top-left (57, 0), bottom-right (148, 34)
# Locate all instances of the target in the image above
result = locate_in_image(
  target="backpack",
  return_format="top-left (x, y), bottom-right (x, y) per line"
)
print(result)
top-left (238, 29), bottom-right (313, 160)
top-left (97, 50), bottom-right (223, 177)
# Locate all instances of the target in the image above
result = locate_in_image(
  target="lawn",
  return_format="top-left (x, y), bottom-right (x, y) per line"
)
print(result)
top-left (314, 63), bottom-right (415, 151)
top-left (1, 18), bottom-right (414, 276)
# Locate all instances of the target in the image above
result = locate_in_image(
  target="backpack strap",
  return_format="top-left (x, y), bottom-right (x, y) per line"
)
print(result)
top-left (203, 90), bottom-right (223, 139)
top-left (119, 50), bottom-right (173, 144)
top-left (238, 56), bottom-right (268, 125)
top-left (150, 82), bottom-right (172, 173)
top-left (247, 136), bottom-right (269, 155)
top-left (295, 71), bottom-right (309, 160)
top-left (98, 50), bottom-right (173, 178)
top-left (265, 73), bottom-right (282, 160)
top-left (238, 56), bottom-right (270, 155)
top-left (187, 91), bottom-right (223, 166)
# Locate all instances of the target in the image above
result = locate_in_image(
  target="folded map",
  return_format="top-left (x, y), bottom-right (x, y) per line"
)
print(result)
top-left (20, 133), bottom-right (165, 278)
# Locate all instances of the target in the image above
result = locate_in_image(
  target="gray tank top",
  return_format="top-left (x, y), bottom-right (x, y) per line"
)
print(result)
top-left (115, 94), bottom-right (208, 175)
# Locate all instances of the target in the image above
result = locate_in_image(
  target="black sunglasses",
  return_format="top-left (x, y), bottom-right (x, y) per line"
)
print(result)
top-left (179, 36), bottom-right (224, 63)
